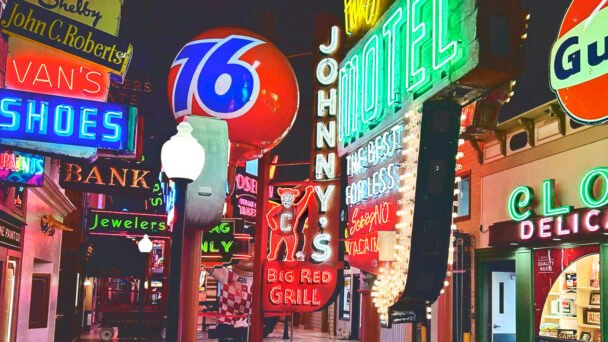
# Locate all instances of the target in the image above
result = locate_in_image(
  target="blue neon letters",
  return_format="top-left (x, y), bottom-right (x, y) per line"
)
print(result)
top-left (0, 89), bottom-right (135, 152)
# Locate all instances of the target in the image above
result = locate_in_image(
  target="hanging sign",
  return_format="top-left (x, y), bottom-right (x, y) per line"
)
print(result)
top-left (231, 167), bottom-right (258, 226)
top-left (0, 146), bottom-right (44, 186)
top-left (86, 209), bottom-right (169, 237)
top-left (108, 78), bottom-right (153, 107)
top-left (6, 38), bottom-right (110, 102)
top-left (0, 219), bottom-right (22, 250)
top-left (25, 0), bottom-right (123, 35)
top-left (550, 0), bottom-right (608, 124)
top-left (59, 159), bottom-right (157, 197)
top-left (201, 218), bottom-right (251, 268)
top-left (0, 0), bottom-right (132, 80)
top-left (338, 0), bottom-right (478, 155)
top-left (0, 88), bottom-right (138, 158)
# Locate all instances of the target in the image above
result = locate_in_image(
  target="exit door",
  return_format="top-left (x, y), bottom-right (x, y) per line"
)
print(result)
top-left (491, 272), bottom-right (515, 342)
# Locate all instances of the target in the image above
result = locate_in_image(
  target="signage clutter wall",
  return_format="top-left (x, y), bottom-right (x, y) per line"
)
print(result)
top-left (0, 88), bottom-right (138, 158)
top-left (0, 146), bottom-right (44, 186)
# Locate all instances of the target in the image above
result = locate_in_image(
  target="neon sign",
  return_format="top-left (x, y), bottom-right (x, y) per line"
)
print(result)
top-left (0, 88), bottom-right (137, 158)
top-left (86, 209), bottom-right (169, 237)
top-left (201, 219), bottom-right (250, 268)
top-left (344, 0), bottom-right (381, 36)
top-left (0, 147), bottom-right (44, 186)
top-left (6, 38), bottom-right (110, 101)
top-left (338, 0), bottom-right (477, 154)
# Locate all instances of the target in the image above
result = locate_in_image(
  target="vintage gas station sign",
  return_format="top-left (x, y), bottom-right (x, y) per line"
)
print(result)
top-left (6, 38), bottom-right (110, 102)
top-left (0, 88), bottom-right (138, 158)
top-left (0, 146), bottom-right (44, 186)
top-left (550, 0), bottom-right (608, 124)
top-left (1, 0), bottom-right (132, 80)
top-left (201, 218), bottom-right (250, 268)
top-left (59, 159), bottom-right (157, 197)
top-left (86, 209), bottom-right (169, 237)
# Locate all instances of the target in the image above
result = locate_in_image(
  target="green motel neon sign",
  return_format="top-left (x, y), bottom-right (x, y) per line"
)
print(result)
top-left (338, 0), bottom-right (478, 154)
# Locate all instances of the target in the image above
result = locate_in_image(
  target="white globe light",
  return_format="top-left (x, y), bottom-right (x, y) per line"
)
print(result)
top-left (161, 122), bottom-right (205, 181)
top-left (138, 234), bottom-right (153, 253)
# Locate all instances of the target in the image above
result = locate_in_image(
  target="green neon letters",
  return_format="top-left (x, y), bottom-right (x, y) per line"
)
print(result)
top-left (508, 186), bottom-right (534, 221)
top-left (542, 179), bottom-right (572, 216)
top-left (338, 0), bottom-right (477, 149)
top-left (580, 167), bottom-right (608, 208)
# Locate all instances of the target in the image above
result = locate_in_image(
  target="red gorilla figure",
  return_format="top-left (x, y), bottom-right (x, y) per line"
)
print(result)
top-left (266, 186), bottom-right (315, 261)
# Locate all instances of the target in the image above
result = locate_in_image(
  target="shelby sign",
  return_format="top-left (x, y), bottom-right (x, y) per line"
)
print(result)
top-left (491, 167), bottom-right (608, 245)
top-left (0, 88), bottom-right (138, 158)
top-left (0, 0), bottom-right (132, 79)
top-left (60, 159), bottom-right (157, 197)
top-left (86, 209), bottom-right (169, 237)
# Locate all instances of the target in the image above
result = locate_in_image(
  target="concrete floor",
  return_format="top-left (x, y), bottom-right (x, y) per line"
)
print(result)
top-left (80, 322), bottom-right (342, 341)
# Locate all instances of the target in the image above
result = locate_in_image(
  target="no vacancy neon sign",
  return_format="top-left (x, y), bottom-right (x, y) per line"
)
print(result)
top-left (0, 88), bottom-right (137, 158)
top-left (338, 0), bottom-right (477, 155)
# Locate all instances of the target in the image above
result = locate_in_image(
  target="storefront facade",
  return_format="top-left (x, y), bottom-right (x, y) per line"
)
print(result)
top-left (463, 102), bottom-right (608, 341)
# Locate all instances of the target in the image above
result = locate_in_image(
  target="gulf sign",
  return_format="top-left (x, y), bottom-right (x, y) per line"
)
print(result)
top-left (0, 88), bottom-right (137, 158)
top-left (6, 38), bottom-right (110, 102)
top-left (550, 1), bottom-right (608, 124)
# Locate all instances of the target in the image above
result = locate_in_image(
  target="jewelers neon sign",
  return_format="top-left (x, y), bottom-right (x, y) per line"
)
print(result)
top-left (338, 0), bottom-right (476, 154)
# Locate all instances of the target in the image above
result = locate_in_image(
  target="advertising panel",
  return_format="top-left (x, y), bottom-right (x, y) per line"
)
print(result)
top-left (1, 0), bottom-right (132, 79)
top-left (59, 159), bottom-right (157, 197)
top-left (0, 88), bottom-right (138, 158)
top-left (86, 209), bottom-right (169, 237)
top-left (0, 146), bottom-right (44, 186)
top-left (201, 218), bottom-right (251, 268)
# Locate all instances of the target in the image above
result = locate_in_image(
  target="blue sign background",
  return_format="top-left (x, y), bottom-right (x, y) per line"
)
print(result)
top-left (0, 89), bottom-right (136, 154)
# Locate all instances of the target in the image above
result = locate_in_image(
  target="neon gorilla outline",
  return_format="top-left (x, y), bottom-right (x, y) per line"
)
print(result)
top-left (266, 186), bottom-right (315, 261)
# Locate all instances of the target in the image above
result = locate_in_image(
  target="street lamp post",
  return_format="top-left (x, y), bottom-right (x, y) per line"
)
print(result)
top-left (161, 122), bottom-right (206, 342)
top-left (137, 234), bottom-right (153, 342)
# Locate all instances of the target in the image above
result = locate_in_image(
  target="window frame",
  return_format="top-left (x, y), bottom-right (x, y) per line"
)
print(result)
top-left (454, 171), bottom-right (471, 222)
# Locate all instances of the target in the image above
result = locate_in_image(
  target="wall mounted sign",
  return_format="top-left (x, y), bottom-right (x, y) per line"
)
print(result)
top-left (345, 121), bottom-right (403, 274)
top-left (201, 218), bottom-right (251, 268)
top-left (262, 19), bottom-right (342, 313)
top-left (59, 159), bottom-right (157, 197)
top-left (108, 78), bottom-right (152, 107)
top-left (550, 0), bottom-right (608, 124)
top-left (231, 166), bottom-right (258, 233)
top-left (338, 0), bottom-right (478, 156)
top-left (1, 0), bottom-right (132, 80)
top-left (167, 27), bottom-right (299, 164)
top-left (0, 219), bottom-right (22, 250)
top-left (0, 88), bottom-right (138, 158)
top-left (86, 209), bottom-right (169, 237)
top-left (25, 0), bottom-right (123, 35)
top-left (0, 146), bottom-right (44, 186)
top-left (492, 167), bottom-right (608, 245)
top-left (6, 38), bottom-right (110, 102)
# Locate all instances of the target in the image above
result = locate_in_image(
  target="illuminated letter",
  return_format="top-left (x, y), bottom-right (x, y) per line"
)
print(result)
top-left (432, 0), bottom-right (458, 70)
top-left (63, 163), bottom-right (82, 182)
top-left (543, 179), bottom-right (572, 216)
top-left (316, 57), bottom-right (339, 85)
top-left (362, 35), bottom-right (380, 124)
top-left (507, 186), bottom-right (534, 221)
top-left (315, 153), bottom-right (336, 179)
top-left (338, 55), bottom-right (359, 141)
top-left (539, 217), bottom-right (554, 238)
top-left (316, 121), bottom-right (336, 149)
top-left (311, 233), bottom-right (332, 263)
top-left (0, 97), bottom-right (21, 131)
top-left (382, 7), bottom-right (404, 107)
top-left (53, 105), bottom-right (74, 137)
top-left (102, 111), bottom-right (122, 142)
top-left (319, 26), bottom-right (339, 55)
top-left (584, 209), bottom-right (601, 232)
top-left (556, 215), bottom-right (570, 236)
top-left (26, 100), bottom-right (48, 134)
top-left (317, 89), bottom-right (337, 117)
top-left (580, 167), bottom-right (608, 208)
top-left (79, 108), bottom-right (97, 140)
top-left (83, 166), bottom-right (105, 185)
top-left (315, 185), bottom-right (335, 213)
top-left (520, 220), bottom-right (534, 240)
top-left (406, 0), bottom-right (427, 92)
top-left (108, 167), bottom-right (127, 187)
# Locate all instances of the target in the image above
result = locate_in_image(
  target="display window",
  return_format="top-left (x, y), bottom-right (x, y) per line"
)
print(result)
top-left (536, 246), bottom-right (601, 341)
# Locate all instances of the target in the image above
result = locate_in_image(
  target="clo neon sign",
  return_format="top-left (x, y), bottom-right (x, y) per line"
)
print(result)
top-left (338, 0), bottom-right (474, 151)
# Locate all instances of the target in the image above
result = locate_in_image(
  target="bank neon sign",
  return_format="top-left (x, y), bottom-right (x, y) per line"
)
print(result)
top-left (338, 0), bottom-right (476, 154)
top-left (0, 89), bottom-right (137, 158)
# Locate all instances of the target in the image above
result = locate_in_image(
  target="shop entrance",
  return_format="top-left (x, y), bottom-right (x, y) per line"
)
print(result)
top-left (482, 260), bottom-right (516, 342)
